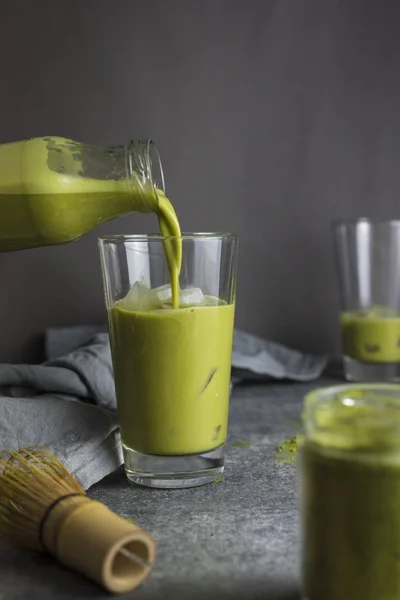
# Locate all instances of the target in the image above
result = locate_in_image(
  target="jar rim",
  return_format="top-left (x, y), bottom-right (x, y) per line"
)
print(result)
top-left (303, 383), bottom-right (400, 453)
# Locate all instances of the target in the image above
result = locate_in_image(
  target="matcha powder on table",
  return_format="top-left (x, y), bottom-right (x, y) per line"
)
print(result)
top-left (274, 436), bottom-right (300, 465)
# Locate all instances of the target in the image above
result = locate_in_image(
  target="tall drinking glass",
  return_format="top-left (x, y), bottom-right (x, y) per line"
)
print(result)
top-left (333, 219), bottom-right (400, 381)
top-left (98, 233), bottom-right (238, 488)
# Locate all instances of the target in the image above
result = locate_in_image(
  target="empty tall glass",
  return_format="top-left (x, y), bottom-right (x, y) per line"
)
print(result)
top-left (333, 219), bottom-right (400, 381)
top-left (98, 234), bottom-right (238, 488)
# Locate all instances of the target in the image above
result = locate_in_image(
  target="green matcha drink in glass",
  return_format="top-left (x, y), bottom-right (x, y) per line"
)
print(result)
top-left (299, 384), bottom-right (400, 600)
top-left (334, 219), bottom-right (400, 381)
top-left (98, 233), bottom-right (238, 488)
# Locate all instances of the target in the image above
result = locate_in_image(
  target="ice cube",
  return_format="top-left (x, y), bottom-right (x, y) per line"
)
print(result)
top-left (119, 281), bottom-right (159, 311)
top-left (159, 287), bottom-right (206, 308)
top-left (179, 287), bottom-right (206, 307)
top-left (149, 284), bottom-right (173, 305)
top-left (203, 295), bottom-right (223, 306)
top-left (121, 284), bottom-right (207, 310)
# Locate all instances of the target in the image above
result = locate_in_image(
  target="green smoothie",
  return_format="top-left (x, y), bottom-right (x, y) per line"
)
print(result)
top-left (109, 296), bottom-right (235, 455)
top-left (341, 307), bottom-right (400, 363)
top-left (301, 386), bottom-right (400, 600)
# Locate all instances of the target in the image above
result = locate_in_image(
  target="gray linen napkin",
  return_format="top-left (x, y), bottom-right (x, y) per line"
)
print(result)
top-left (0, 326), bottom-right (327, 490)
top-left (0, 332), bottom-right (121, 490)
top-left (231, 330), bottom-right (328, 383)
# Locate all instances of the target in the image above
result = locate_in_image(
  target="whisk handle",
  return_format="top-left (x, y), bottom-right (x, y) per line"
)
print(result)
top-left (52, 500), bottom-right (156, 593)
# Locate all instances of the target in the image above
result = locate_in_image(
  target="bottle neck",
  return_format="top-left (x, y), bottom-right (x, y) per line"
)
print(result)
top-left (42, 137), bottom-right (165, 215)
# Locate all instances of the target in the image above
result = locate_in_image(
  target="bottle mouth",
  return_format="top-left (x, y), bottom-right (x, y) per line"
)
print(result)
top-left (127, 140), bottom-right (165, 194)
top-left (148, 141), bottom-right (165, 193)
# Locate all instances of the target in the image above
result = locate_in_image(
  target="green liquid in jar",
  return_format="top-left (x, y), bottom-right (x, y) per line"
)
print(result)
top-left (301, 386), bottom-right (400, 600)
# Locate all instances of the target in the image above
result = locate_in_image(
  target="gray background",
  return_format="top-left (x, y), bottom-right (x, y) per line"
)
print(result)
top-left (0, 0), bottom-right (399, 363)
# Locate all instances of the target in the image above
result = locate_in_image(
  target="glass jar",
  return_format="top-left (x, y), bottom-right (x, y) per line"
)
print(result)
top-left (0, 136), bottom-right (165, 251)
top-left (299, 383), bottom-right (400, 600)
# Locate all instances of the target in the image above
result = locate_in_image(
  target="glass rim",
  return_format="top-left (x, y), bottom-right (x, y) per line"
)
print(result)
top-left (98, 232), bottom-right (239, 244)
top-left (332, 217), bottom-right (400, 228)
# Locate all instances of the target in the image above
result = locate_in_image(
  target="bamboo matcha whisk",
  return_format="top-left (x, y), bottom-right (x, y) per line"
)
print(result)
top-left (0, 447), bottom-right (156, 594)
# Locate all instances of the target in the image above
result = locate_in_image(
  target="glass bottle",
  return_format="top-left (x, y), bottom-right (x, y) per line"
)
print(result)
top-left (0, 137), bottom-right (165, 251)
top-left (299, 383), bottom-right (400, 600)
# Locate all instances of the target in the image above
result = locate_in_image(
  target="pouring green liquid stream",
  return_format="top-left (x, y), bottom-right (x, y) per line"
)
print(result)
top-left (155, 190), bottom-right (182, 308)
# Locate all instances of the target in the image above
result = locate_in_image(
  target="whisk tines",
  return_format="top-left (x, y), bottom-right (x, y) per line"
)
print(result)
top-left (0, 447), bottom-right (85, 550)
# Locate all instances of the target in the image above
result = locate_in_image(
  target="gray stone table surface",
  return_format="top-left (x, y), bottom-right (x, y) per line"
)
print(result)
top-left (0, 377), bottom-right (340, 600)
